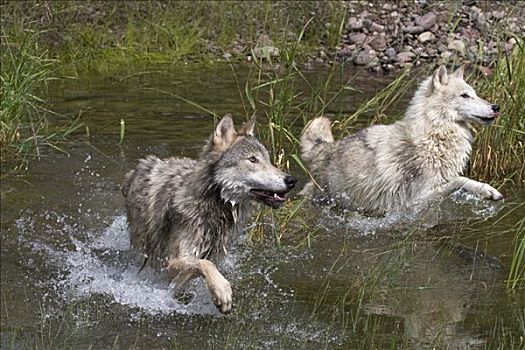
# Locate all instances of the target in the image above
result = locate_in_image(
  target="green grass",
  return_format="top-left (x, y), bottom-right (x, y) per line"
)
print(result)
top-left (470, 40), bottom-right (525, 186)
top-left (0, 29), bottom-right (56, 164)
top-left (0, 1), bottom-right (345, 76)
top-left (0, 28), bottom-right (83, 169)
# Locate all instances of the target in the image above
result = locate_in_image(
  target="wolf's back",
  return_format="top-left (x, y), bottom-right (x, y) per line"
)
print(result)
top-left (300, 117), bottom-right (334, 164)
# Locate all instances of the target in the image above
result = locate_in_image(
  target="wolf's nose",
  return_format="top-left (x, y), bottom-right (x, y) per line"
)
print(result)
top-left (284, 175), bottom-right (297, 190)
top-left (491, 104), bottom-right (500, 113)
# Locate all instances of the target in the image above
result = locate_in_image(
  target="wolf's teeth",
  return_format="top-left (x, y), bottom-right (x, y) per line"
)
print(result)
top-left (273, 193), bottom-right (278, 198)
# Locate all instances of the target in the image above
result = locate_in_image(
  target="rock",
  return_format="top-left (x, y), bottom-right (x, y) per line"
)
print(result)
top-left (416, 12), bottom-right (438, 30)
top-left (252, 46), bottom-right (280, 58)
top-left (257, 34), bottom-right (274, 47)
top-left (369, 34), bottom-right (387, 50)
top-left (354, 49), bottom-right (377, 65)
top-left (491, 10), bottom-right (505, 20)
top-left (474, 12), bottom-right (490, 32)
top-left (395, 51), bottom-right (415, 63)
top-left (349, 33), bottom-right (367, 44)
top-left (222, 52), bottom-right (232, 59)
top-left (369, 21), bottom-right (385, 32)
top-left (339, 44), bottom-right (354, 56)
top-left (440, 50), bottom-right (454, 60)
top-left (231, 45), bottom-right (245, 55)
top-left (448, 39), bottom-right (466, 55)
top-left (505, 39), bottom-right (515, 53)
top-left (347, 17), bottom-right (363, 30)
top-left (366, 59), bottom-right (380, 70)
top-left (363, 19), bottom-right (384, 32)
top-left (385, 47), bottom-right (397, 59)
top-left (418, 31), bottom-right (435, 43)
top-left (403, 25), bottom-right (425, 34)
top-left (384, 63), bottom-right (395, 71)
top-left (460, 28), bottom-right (480, 40)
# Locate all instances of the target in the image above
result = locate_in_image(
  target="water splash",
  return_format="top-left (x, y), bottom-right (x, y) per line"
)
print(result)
top-left (25, 215), bottom-right (223, 317)
top-left (314, 190), bottom-right (503, 236)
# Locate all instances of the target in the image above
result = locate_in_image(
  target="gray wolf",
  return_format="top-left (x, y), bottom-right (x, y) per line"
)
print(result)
top-left (122, 115), bottom-right (296, 313)
top-left (300, 65), bottom-right (502, 215)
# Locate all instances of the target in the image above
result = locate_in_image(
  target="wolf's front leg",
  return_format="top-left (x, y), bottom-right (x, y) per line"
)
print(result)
top-left (447, 176), bottom-right (503, 200)
top-left (167, 257), bottom-right (233, 314)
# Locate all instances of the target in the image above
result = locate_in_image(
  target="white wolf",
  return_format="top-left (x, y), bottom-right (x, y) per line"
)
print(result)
top-left (300, 65), bottom-right (503, 215)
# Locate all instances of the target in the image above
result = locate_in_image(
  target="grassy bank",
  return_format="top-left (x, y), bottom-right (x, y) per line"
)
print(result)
top-left (1, 1), bottom-right (344, 75)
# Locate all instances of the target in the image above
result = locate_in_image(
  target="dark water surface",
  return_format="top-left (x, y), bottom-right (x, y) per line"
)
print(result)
top-left (1, 64), bottom-right (523, 349)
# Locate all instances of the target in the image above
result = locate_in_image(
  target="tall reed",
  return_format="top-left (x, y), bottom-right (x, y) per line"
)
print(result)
top-left (470, 40), bottom-right (525, 186)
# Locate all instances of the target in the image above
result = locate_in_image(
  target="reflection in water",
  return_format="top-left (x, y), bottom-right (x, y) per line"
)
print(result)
top-left (363, 246), bottom-right (487, 349)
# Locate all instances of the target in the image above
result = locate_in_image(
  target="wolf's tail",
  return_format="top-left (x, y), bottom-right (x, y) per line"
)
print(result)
top-left (300, 117), bottom-right (334, 164)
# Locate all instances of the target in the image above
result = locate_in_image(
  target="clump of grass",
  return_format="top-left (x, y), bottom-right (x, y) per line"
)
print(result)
top-left (0, 28), bottom-right (83, 169)
top-left (470, 40), bottom-right (525, 186)
top-left (0, 29), bottom-right (57, 163)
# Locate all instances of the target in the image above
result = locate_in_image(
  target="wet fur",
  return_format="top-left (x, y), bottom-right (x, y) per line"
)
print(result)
top-left (123, 115), bottom-right (293, 313)
top-left (300, 65), bottom-right (503, 215)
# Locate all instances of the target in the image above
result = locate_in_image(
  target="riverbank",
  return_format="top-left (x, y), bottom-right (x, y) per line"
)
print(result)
top-left (1, 1), bottom-right (524, 74)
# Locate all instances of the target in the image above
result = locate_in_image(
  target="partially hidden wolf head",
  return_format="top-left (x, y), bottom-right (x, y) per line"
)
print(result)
top-left (207, 115), bottom-right (296, 208)
top-left (411, 65), bottom-right (500, 125)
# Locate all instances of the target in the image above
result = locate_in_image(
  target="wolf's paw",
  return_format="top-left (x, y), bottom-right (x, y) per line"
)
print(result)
top-left (479, 184), bottom-right (503, 201)
top-left (207, 275), bottom-right (232, 314)
top-left (460, 179), bottom-right (503, 201)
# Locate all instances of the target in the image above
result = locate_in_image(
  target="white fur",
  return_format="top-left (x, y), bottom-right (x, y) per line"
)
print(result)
top-left (300, 66), bottom-right (503, 214)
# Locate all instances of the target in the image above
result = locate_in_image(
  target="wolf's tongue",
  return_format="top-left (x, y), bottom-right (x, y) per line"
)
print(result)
top-left (273, 193), bottom-right (285, 201)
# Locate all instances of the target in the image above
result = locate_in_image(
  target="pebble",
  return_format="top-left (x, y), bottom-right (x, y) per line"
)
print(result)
top-left (222, 2), bottom-right (525, 72)
top-left (403, 25), bottom-right (425, 34)
top-left (448, 39), bottom-right (466, 55)
top-left (416, 12), bottom-right (438, 30)
top-left (418, 31), bottom-right (435, 43)
top-left (396, 51), bottom-right (415, 63)
top-left (349, 33), bottom-right (367, 44)
top-left (354, 49), bottom-right (377, 65)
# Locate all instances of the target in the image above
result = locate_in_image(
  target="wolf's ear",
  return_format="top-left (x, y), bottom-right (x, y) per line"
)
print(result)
top-left (432, 65), bottom-right (449, 89)
top-left (239, 116), bottom-right (256, 136)
top-left (453, 65), bottom-right (464, 79)
top-left (212, 114), bottom-right (237, 151)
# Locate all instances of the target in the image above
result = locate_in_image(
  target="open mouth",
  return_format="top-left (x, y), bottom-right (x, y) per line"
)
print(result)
top-left (473, 115), bottom-right (496, 124)
top-left (249, 189), bottom-right (288, 208)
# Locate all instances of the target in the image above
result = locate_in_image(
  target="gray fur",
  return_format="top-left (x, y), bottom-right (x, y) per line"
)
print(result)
top-left (300, 65), bottom-right (503, 215)
top-left (123, 115), bottom-right (295, 313)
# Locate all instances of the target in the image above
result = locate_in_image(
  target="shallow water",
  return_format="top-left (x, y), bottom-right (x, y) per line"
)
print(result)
top-left (1, 64), bottom-right (523, 349)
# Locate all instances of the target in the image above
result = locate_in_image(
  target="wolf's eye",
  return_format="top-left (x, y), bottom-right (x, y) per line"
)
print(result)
top-left (248, 156), bottom-right (258, 163)
top-left (460, 93), bottom-right (470, 98)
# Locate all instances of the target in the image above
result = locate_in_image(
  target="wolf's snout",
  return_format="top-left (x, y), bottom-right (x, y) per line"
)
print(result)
top-left (491, 104), bottom-right (500, 115)
top-left (284, 175), bottom-right (297, 190)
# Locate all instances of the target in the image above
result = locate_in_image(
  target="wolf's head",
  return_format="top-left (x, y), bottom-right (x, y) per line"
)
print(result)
top-left (208, 115), bottom-right (296, 208)
top-left (423, 65), bottom-right (500, 125)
